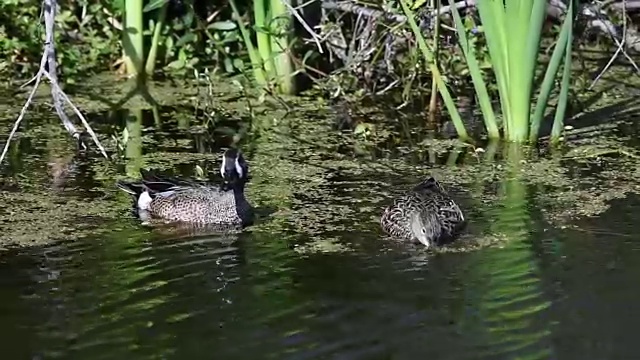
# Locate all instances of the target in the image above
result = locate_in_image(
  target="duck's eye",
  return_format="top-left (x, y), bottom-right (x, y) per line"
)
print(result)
top-left (421, 228), bottom-right (427, 234)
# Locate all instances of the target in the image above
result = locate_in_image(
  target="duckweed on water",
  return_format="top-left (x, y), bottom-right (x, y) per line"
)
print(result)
top-left (0, 189), bottom-right (124, 249)
top-left (2, 79), bottom-right (640, 252)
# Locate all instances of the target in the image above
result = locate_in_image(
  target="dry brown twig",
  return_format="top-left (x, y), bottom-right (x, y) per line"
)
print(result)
top-left (280, 0), bottom-right (324, 53)
top-left (0, 0), bottom-right (108, 166)
top-left (321, 0), bottom-right (626, 37)
top-left (589, 0), bottom-right (640, 89)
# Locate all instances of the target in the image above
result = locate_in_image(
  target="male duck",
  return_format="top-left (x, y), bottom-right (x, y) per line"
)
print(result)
top-left (380, 177), bottom-right (466, 248)
top-left (117, 148), bottom-right (254, 227)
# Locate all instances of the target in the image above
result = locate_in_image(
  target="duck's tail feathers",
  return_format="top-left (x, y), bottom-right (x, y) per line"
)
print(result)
top-left (116, 181), bottom-right (145, 197)
top-left (413, 177), bottom-right (445, 193)
top-left (116, 180), bottom-right (154, 210)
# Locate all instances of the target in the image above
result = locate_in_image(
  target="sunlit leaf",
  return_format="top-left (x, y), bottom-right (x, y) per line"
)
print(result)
top-left (208, 21), bottom-right (237, 31)
top-left (164, 34), bottom-right (174, 52)
top-left (143, 0), bottom-right (168, 12)
top-left (110, 0), bottom-right (125, 12)
top-left (224, 57), bottom-right (234, 73)
top-left (122, 127), bottom-right (129, 145)
top-left (187, 57), bottom-right (199, 67)
top-left (410, 0), bottom-right (427, 10)
top-left (233, 58), bottom-right (244, 71)
top-left (183, 11), bottom-right (194, 28)
top-left (167, 59), bottom-right (185, 69)
top-left (176, 33), bottom-right (197, 47)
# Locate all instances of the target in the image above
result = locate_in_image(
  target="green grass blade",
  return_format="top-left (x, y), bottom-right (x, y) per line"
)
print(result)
top-left (529, 9), bottom-right (573, 141)
top-left (269, 0), bottom-right (295, 94)
top-left (524, 0), bottom-right (546, 69)
top-left (254, 0), bottom-right (275, 79)
top-left (551, 0), bottom-right (575, 142)
top-left (476, 0), bottom-right (511, 137)
top-left (522, 0), bottom-right (547, 95)
top-left (123, 0), bottom-right (145, 76)
top-left (551, 41), bottom-right (572, 142)
top-left (449, 2), bottom-right (499, 138)
top-left (145, 1), bottom-right (168, 75)
top-left (504, 2), bottom-right (532, 140)
top-left (228, 0), bottom-right (267, 85)
top-left (399, 0), bottom-right (469, 140)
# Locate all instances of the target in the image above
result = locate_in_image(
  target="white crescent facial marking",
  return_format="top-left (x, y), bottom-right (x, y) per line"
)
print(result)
top-left (220, 153), bottom-right (227, 177)
top-left (235, 156), bottom-right (243, 178)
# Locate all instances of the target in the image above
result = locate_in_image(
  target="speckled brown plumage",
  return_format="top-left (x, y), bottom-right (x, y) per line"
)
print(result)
top-left (142, 183), bottom-right (252, 225)
top-left (380, 177), bottom-right (466, 248)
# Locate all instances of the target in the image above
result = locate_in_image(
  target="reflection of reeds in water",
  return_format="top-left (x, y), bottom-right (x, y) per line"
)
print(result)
top-left (124, 108), bottom-right (143, 178)
top-left (458, 154), bottom-right (554, 359)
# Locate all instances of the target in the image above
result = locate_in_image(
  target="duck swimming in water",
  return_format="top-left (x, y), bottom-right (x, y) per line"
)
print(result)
top-left (116, 148), bottom-right (254, 227)
top-left (380, 177), bottom-right (466, 248)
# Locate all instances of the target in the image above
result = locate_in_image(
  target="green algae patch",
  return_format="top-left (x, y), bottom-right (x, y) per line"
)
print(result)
top-left (437, 233), bottom-right (511, 253)
top-left (292, 237), bottom-right (355, 255)
top-left (2, 76), bottom-right (640, 253)
top-left (0, 186), bottom-right (126, 248)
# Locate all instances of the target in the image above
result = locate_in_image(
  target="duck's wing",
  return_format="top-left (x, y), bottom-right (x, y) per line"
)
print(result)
top-left (435, 197), bottom-right (466, 237)
top-left (381, 193), bottom-right (423, 238)
top-left (381, 204), bottom-right (411, 239)
top-left (139, 169), bottom-right (208, 194)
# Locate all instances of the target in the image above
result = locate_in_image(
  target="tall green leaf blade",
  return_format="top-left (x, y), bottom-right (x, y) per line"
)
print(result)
top-left (476, 0), bottom-right (511, 137)
top-left (505, 0), bottom-right (531, 140)
top-left (551, 0), bottom-right (576, 142)
top-left (228, 0), bottom-right (267, 85)
top-left (253, 0), bottom-right (275, 78)
top-left (450, 2), bottom-right (499, 138)
top-left (523, 0), bottom-right (548, 98)
top-left (399, 0), bottom-right (469, 140)
top-left (529, 7), bottom-right (573, 141)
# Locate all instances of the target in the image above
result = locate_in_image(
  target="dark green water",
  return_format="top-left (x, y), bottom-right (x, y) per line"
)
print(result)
top-left (2, 105), bottom-right (640, 359)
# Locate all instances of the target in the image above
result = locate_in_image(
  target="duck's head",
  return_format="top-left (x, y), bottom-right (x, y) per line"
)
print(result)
top-left (220, 148), bottom-right (249, 185)
top-left (410, 212), bottom-right (432, 248)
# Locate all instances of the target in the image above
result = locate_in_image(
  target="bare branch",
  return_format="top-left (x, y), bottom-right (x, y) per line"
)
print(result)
top-left (1, 0), bottom-right (108, 166)
top-left (589, 0), bottom-right (640, 89)
top-left (0, 53), bottom-right (47, 165)
top-left (280, 0), bottom-right (325, 53)
top-left (43, 70), bottom-right (108, 158)
top-left (44, 0), bottom-right (83, 147)
top-left (321, 1), bottom-right (407, 23)
top-left (321, 0), bottom-right (625, 40)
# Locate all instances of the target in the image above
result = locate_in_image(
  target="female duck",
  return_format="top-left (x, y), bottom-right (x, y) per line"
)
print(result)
top-left (117, 148), bottom-right (254, 227)
top-left (380, 177), bottom-right (466, 248)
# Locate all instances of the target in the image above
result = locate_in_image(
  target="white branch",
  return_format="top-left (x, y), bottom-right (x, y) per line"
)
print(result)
top-left (1, 0), bottom-right (108, 166)
top-left (0, 52), bottom-right (48, 165)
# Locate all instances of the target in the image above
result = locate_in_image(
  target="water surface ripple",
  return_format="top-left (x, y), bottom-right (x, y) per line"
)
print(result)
top-left (0, 181), bottom-right (564, 360)
top-left (3, 110), bottom-right (640, 359)
top-left (3, 193), bottom-right (640, 359)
